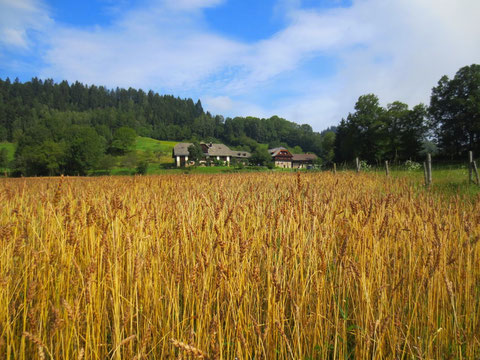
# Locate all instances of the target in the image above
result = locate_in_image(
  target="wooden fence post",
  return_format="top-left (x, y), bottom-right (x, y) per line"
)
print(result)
top-left (469, 151), bottom-right (473, 184)
top-left (473, 160), bottom-right (480, 186)
top-left (333, 163), bottom-right (337, 174)
top-left (423, 162), bottom-right (428, 186)
top-left (427, 153), bottom-right (432, 186)
top-left (385, 160), bottom-right (389, 176)
top-left (356, 157), bottom-right (360, 173)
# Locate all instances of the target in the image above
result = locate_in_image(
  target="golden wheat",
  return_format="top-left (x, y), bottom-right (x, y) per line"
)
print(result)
top-left (0, 172), bottom-right (479, 359)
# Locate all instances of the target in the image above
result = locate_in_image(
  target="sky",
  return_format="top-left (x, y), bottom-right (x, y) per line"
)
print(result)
top-left (1, 0), bottom-right (480, 131)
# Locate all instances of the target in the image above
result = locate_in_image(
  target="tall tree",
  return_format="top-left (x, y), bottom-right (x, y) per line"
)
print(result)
top-left (109, 126), bottom-right (137, 155)
top-left (249, 147), bottom-right (272, 167)
top-left (400, 104), bottom-right (428, 160)
top-left (64, 126), bottom-right (106, 175)
top-left (384, 101), bottom-right (409, 162)
top-left (188, 143), bottom-right (204, 164)
top-left (383, 102), bottom-right (427, 162)
top-left (334, 94), bottom-right (386, 163)
top-left (430, 64), bottom-right (480, 158)
top-left (321, 131), bottom-right (335, 163)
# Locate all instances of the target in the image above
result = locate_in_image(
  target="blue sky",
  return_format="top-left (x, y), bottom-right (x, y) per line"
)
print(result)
top-left (1, 0), bottom-right (479, 130)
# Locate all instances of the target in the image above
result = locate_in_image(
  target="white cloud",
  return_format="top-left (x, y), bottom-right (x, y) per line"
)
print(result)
top-left (203, 96), bottom-right (271, 119)
top-left (163, 0), bottom-right (225, 11)
top-left (204, 95), bottom-right (234, 113)
top-left (1, 28), bottom-right (28, 48)
top-left (39, 1), bottom-right (246, 92)
top-left (0, 0), bottom-right (51, 49)
top-left (2, 0), bottom-right (480, 131)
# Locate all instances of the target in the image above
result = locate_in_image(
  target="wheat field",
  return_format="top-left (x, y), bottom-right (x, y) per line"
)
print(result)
top-left (0, 172), bottom-right (479, 359)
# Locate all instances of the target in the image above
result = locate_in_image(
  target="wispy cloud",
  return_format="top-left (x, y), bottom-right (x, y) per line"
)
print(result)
top-left (1, 0), bottom-right (480, 130)
top-left (39, 1), bottom-right (246, 93)
top-left (0, 0), bottom-right (52, 49)
top-left (163, 0), bottom-right (225, 11)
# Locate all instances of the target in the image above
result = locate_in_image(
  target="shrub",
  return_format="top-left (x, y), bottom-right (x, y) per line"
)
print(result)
top-left (136, 161), bottom-right (149, 175)
top-left (404, 159), bottom-right (421, 171)
top-left (359, 160), bottom-right (371, 171)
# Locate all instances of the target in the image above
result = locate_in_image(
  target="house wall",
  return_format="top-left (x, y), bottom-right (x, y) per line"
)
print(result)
top-left (175, 155), bottom-right (189, 167)
top-left (206, 155), bottom-right (230, 166)
top-left (275, 160), bottom-right (292, 168)
top-left (292, 161), bottom-right (313, 169)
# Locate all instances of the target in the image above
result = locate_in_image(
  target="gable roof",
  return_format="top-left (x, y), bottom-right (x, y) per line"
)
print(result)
top-left (202, 143), bottom-right (233, 157)
top-left (268, 147), bottom-right (293, 158)
top-left (292, 153), bottom-right (318, 162)
top-left (173, 143), bottom-right (193, 156)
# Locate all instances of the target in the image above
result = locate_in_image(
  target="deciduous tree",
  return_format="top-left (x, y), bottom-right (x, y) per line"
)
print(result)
top-left (430, 64), bottom-right (480, 158)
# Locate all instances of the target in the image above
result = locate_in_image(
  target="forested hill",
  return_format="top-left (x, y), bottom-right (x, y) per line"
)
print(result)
top-left (0, 78), bottom-right (329, 157)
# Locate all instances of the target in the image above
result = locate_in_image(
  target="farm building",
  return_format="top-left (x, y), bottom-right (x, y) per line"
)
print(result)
top-left (268, 147), bottom-right (293, 168)
top-left (172, 143), bottom-right (193, 167)
top-left (172, 142), bottom-right (250, 167)
top-left (268, 147), bottom-right (318, 168)
top-left (292, 153), bottom-right (318, 169)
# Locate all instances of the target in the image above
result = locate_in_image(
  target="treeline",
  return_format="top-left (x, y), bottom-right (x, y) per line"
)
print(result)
top-left (0, 78), bottom-right (332, 175)
top-left (334, 64), bottom-right (480, 164)
top-left (334, 96), bottom-right (428, 164)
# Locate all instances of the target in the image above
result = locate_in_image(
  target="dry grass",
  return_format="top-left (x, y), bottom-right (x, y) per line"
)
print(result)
top-left (1, 172), bottom-right (479, 359)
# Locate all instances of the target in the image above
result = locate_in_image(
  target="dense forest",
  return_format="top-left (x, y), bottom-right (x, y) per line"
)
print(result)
top-left (0, 77), bottom-right (331, 175)
top-left (0, 63), bottom-right (479, 175)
